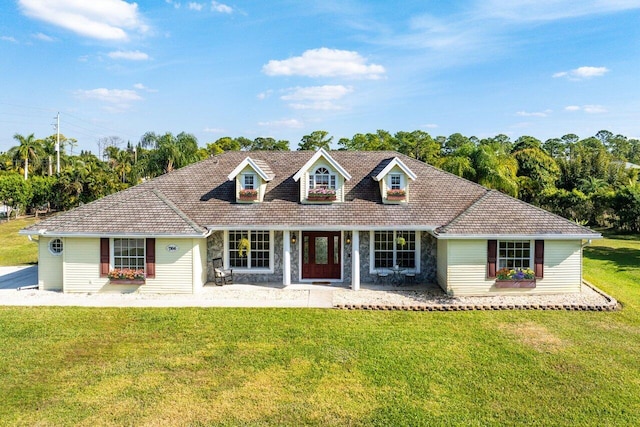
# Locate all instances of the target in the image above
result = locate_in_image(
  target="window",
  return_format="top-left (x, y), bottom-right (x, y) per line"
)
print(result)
top-left (498, 240), bottom-right (531, 269)
top-left (243, 174), bottom-right (255, 190)
top-left (390, 174), bottom-right (402, 190)
top-left (373, 231), bottom-right (417, 269)
top-left (228, 230), bottom-right (271, 270)
top-left (113, 238), bottom-right (145, 270)
top-left (309, 167), bottom-right (336, 190)
top-left (49, 238), bottom-right (63, 255)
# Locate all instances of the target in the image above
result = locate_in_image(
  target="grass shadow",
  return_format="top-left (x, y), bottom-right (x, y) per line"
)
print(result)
top-left (584, 246), bottom-right (640, 271)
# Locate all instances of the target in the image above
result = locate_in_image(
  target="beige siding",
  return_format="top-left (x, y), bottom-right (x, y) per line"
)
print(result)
top-left (143, 238), bottom-right (194, 294)
top-left (63, 238), bottom-right (109, 293)
top-left (38, 238), bottom-right (63, 291)
top-left (192, 238), bottom-right (207, 292)
top-left (380, 165), bottom-right (410, 204)
top-left (301, 159), bottom-right (345, 202)
top-left (436, 239), bottom-right (448, 292)
top-left (444, 239), bottom-right (583, 296)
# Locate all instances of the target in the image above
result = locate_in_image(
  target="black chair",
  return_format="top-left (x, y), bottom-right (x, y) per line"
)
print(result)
top-left (212, 257), bottom-right (233, 285)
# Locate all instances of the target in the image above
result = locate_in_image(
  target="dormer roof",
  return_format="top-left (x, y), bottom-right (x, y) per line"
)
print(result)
top-left (372, 157), bottom-right (417, 181)
top-left (293, 148), bottom-right (352, 182)
top-left (227, 157), bottom-right (275, 182)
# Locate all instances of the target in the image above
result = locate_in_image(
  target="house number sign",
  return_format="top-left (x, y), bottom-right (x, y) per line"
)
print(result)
top-left (166, 244), bottom-right (179, 252)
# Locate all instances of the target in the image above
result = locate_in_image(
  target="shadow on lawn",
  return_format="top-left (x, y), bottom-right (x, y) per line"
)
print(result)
top-left (585, 246), bottom-right (640, 272)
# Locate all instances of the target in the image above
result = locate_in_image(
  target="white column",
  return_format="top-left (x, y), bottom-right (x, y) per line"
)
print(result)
top-left (351, 230), bottom-right (360, 291)
top-left (283, 230), bottom-right (291, 286)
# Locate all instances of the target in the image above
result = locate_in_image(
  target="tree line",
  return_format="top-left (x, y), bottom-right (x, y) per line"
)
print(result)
top-left (2, 129), bottom-right (640, 231)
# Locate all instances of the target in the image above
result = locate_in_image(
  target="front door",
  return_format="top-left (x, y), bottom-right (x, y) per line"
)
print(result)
top-left (301, 231), bottom-right (341, 280)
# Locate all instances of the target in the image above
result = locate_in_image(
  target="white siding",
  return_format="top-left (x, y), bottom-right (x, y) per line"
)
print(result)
top-left (38, 238), bottom-right (63, 291)
top-left (143, 238), bottom-right (194, 294)
top-left (63, 238), bottom-right (109, 293)
top-left (444, 239), bottom-right (583, 296)
top-left (436, 239), bottom-right (448, 292)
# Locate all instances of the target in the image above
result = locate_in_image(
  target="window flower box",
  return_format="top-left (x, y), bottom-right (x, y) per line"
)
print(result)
top-left (494, 268), bottom-right (536, 288)
top-left (307, 188), bottom-right (336, 201)
top-left (387, 189), bottom-right (406, 201)
top-left (238, 189), bottom-right (258, 201)
top-left (108, 269), bottom-right (145, 285)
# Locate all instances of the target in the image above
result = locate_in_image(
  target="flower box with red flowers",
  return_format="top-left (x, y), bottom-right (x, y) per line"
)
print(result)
top-left (108, 269), bottom-right (146, 285)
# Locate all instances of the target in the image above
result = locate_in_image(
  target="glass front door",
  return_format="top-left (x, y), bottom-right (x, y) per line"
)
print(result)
top-left (301, 231), bottom-right (341, 280)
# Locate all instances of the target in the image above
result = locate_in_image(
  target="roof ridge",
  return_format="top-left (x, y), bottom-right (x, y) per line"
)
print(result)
top-left (151, 189), bottom-right (206, 235)
top-left (436, 189), bottom-right (492, 233)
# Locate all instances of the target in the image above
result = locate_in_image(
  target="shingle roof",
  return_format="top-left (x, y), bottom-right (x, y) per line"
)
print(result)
top-left (22, 150), bottom-right (600, 238)
top-left (435, 190), bottom-right (596, 236)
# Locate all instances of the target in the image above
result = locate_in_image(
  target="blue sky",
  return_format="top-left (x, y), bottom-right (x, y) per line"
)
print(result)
top-left (1, 0), bottom-right (640, 153)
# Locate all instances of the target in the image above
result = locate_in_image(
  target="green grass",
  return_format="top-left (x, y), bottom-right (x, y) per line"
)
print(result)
top-left (0, 217), bottom-right (39, 266)
top-left (0, 237), bottom-right (638, 425)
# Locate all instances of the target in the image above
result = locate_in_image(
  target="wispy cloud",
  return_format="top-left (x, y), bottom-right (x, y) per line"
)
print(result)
top-left (18, 0), bottom-right (149, 41)
top-left (423, 124), bottom-right (438, 129)
top-left (280, 85), bottom-right (354, 110)
top-left (166, 0), bottom-right (181, 9)
top-left (553, 66), bottom-right (609, 80)
top-left (257, 90), bottom-right (273, 100)
top-left (263, 48), bottom-right (385, 79)
top-left (133, 83), bottom-right (157, 93)
top-left (74, 88), bottom-right (143, 112)
top-left (565, 104), bottom-right (607, 113)
top-left (1, 35), bottom-right (18, 43)
top-left (203, 127), bottom-right (225, 133)
top-left (516, 109), bottom-right (552, 117)
top-left (211, 1), bottom-right (233, 13)
top-left (188, 2), bottom-right (203, 11)
top-left (478, 1), bottom-right (640, 22)
top-left (258, 119), bottom-right (305, 129)
top-left (32, 32), bottom-right (54, 42)
top-left (108, 50), bottom-right (150, 61)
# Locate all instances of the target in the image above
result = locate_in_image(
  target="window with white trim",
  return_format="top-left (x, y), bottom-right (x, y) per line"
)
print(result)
top-left (243, 174), bottom-right (255, 190)
top-left (373, 231), bottom-right (416, 269)
top-left (498, 240), bottom-right (531, 269)
top-left (113, 238), bottom-right (145, 270)
top-left (49, 238), bottom-right (63, 255)
top-left (390, 174), bottom-right (402, 190)
top-left (309, 167), bottom-right (336, 190)
top-left (228, 230), bottom-right (271, 269)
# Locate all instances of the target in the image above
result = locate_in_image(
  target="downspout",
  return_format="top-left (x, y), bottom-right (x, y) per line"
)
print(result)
top-left (581, 239), bottom-right (593, 249)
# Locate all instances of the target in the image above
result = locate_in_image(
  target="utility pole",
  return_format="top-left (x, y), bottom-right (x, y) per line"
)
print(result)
top-left (56, 112), bottom-right (61, 174)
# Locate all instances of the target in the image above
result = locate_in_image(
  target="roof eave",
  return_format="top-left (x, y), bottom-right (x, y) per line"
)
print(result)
top-left (373, 157), bottom-right (417, 181)
top-left (293, 148), bottom-right (352, 182)
top-left (435, 233), bottom-right (602, 240)
top-left (227, 157), bottom-right (273, 182)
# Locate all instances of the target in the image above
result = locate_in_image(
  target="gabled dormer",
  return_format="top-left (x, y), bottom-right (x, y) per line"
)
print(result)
top-left (373, 157), bottom-right (417, 204)
top-left (293, 148), bottom-right (351, 203)
top-left (228, 157), bottom-right (274, 203)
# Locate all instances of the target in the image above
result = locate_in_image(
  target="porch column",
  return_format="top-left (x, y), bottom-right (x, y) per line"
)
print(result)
top-left (283, 230), bottom-right (291, 286)
top-left (351, 230), bottom-right (360, 291)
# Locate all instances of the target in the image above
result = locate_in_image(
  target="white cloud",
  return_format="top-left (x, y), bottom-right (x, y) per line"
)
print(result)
top-left (289, 102), bottom-right (345, 111)
top-left (1, 36), bottom-right (18, 43)
top-left (553, 66), bottom-right (609, 80)
top-left (516, 109), bottom-right (552, 117)
top-left (188, 2), bottom-right (204, 11)
top-left (32, 32), bottom-right (54, 42)
top-left (281, 85), bottom-right (354, 101)
top-left (75, 88), bottom-right (143, 112)
top-left (108, 50), bottom-right (150, 61)
top-left (133, 83), bottom-right (158, 93)
top-left (564, 104), bottom-right (607, 113)
top-left (258, 119), bottom-right (305, 129)
top-left (18, 0), bottom-right (149, 41)
top-left (211, 1), bottom-right (232, 13)
top-left (423, 124), bottom-right (438, 129)
top-left (479, 1), bottom-right (640, 22)
top-left (203, 127), bottom-right (225, 133)
top-left (166, 0), bottom-right (181, 9)
top-left (263, 48), bottom-right (385, 79)
top-left (257, 90), bottom-right (273, 100)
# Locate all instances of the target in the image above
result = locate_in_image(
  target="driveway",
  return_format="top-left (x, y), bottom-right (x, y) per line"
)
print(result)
top-left (0, 266), bottom-right (38, 290)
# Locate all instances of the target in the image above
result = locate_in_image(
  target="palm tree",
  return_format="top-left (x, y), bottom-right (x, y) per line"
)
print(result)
top-left (11, 133), bottom-right (41, 180)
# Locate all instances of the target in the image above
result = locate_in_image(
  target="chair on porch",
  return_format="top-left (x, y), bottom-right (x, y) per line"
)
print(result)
top-left (375, 268), bottom-right (390, 285)
top-left (212, 257), bottom-right (233, 285)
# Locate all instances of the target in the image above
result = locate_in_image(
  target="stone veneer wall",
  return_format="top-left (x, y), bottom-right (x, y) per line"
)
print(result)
top-left (207, 230), bottom-right (286, 283)
top-left (357, 231), bottom-right (437, 284)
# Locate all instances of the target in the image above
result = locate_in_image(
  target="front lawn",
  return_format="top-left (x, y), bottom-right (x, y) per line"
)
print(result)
top-left (0, 236), bottom-right (638, 425)
top-left (0, 217), bottom-right (39, 266)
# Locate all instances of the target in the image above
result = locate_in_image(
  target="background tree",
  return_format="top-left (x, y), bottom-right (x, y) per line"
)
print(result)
top-left (9, 133), bottom-right (41, 180)
top-left (298, 130), bottom-right (333, 151)
top-left (249, 137), bottom-right (290, 151)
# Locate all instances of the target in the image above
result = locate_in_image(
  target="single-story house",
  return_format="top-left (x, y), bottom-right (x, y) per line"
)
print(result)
top-left (20, 149), bottom-right (600, 295)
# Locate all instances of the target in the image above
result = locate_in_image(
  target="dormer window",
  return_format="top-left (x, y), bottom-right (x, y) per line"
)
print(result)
top-left (390, 174), bottom-right (402, 190)
top-left (243, 174), bottom-right (255, 190)
top-left (310, 167), bottom-right (336, 190)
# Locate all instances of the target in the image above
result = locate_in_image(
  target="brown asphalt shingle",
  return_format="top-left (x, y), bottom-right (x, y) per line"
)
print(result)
top-left (23, 151), bottom-right (600, 237)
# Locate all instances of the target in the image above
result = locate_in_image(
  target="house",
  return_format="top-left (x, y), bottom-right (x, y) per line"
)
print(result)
top-left (20, 149), bottom-right (600, 295)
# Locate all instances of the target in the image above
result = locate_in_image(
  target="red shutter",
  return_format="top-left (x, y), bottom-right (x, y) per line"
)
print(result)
top-left (146, 238), bottom-right (156, 278)
top-left (487, 240), bottom-right (497, 278)
top-left (100, 238), bottom-right (110, 277)
top-left (534, 240), bottom-right (544, 278)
